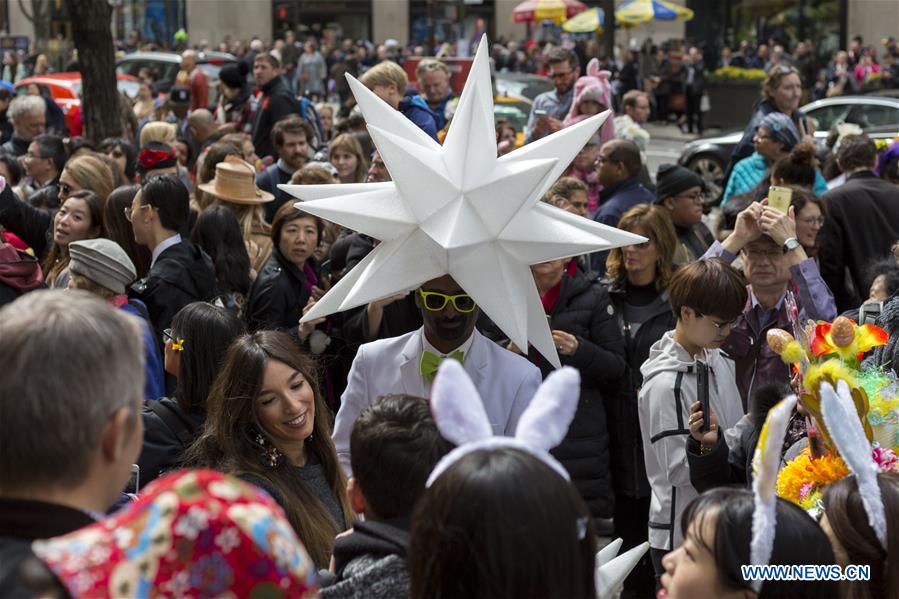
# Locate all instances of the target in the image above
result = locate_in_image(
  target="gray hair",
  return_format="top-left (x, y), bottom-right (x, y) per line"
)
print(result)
top-left (0, 290), bottom-right (145, 493)
top-left (8, 94), bottom-right (45, 124)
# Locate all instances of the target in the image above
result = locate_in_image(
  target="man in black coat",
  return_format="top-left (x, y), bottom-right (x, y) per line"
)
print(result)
top-left (818, 134), bottom-right (899, 312)
top-left (251, 53), bottom-right (300, 161)
top-left (257, 115), bottom-right (315, 222)
top-left (0, 291), bottom-right (146, 596)
top-left (128, 174), bottom-right (217, 343)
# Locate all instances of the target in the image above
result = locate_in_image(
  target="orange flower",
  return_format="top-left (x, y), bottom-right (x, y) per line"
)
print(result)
top-left (776, 450), bottom-right (850, 505)
top-left (810, 319), bottom-right (887, 362)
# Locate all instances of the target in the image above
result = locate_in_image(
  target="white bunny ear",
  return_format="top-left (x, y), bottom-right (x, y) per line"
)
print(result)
top-left (431, 359), bottom-right (493, 446)
top-left (596, 541), bottom-right (650, 599)
top-left (586, 57), bottom-right (600, 78)
top-left (514, 366), bottom-right (580, 450)
top-left (820, 380), bottom-right (888, 548)
top-left (596, 538), bottom-right (623, 568)
top-left (749, 393), bottom-right (798, 593)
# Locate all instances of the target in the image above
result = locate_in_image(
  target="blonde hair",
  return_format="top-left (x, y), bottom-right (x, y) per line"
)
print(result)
top-left (62, 154), bottom-right (115, 202)
top-left (140, 121), bottom-right (177, 146)
top-left (360, 60), bottom-right (408, 91)
top-left (328, 133), bottom-right (369, 183)
top-left (605, 204), bottom-right (677, 290)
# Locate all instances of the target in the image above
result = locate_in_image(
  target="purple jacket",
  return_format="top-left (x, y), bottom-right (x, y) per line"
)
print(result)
top-left (702, 241), bottom-right (837, 409)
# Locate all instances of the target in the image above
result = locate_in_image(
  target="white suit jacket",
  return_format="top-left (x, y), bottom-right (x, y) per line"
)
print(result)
top-left (332, 327), bottom-right (542, 474)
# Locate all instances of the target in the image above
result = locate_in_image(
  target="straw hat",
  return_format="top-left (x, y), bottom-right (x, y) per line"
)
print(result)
top-left (198, 155), bottom-right (274, 205)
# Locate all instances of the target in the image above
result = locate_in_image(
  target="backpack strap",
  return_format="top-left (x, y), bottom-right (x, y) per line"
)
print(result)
top-left (146, 399), bottom-right (195, 449)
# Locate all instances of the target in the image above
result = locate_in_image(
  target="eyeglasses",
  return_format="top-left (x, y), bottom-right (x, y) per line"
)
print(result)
top-left (753, 133), bottom-right (775, 142)
top-left (798, 216), bottom-right (825, 227)
top-left (696, 312), bottom-right (740, 331)
top-left (743, 247), bottom-right (785, 262)
top-left (675, 191), bottom-right (705, 203)
top-left (124, 203), bottom-right (151, 223)
top-left (163, 328), bottom-right (184, 351)
top-left (594, 155), bottom-right (618, 167)
top-left (548, 69), bottom-right (573, 80)
top-left (58, 182), bottom-right (74, 197)
top-left (419, 288), bottom-right (477, 313)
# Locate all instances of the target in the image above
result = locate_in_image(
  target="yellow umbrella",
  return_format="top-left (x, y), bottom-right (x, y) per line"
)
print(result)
top-left (562, 7), bottom-right (605, 34)
top-left (615, 0), bottom-right (694, 27)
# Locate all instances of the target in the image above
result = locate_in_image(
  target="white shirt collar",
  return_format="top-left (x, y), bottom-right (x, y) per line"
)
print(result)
top-left (151, 233), bottom-right (182, 268)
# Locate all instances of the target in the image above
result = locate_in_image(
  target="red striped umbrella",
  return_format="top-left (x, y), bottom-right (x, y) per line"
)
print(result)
top-left (512, 0), bottom-right (589, 24)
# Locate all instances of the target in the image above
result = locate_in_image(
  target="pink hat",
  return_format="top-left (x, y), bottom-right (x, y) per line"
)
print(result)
top-left (563, 58), bottom-right (615, 145)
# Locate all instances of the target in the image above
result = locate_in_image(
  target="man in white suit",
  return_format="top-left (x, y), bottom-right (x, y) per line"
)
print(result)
top-left (333, 274), bottom-right (543, 474)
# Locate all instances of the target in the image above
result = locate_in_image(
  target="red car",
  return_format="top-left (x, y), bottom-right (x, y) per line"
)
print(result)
top-left (14, 73), bottom-right (141, 133)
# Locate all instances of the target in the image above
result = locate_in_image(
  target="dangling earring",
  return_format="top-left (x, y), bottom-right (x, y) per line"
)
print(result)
top-left (254, 431), bottom-right (283, 468)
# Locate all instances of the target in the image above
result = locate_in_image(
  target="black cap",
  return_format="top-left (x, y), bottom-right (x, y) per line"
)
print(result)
top-left (654, 164), bottom-right (704, 203)
top-left (169, 85), bottom-right (191, 106)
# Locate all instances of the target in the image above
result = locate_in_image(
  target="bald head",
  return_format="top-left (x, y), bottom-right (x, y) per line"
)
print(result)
top-left (187, 109), bottom-right (216, 143)
top-left (180, 49), bottom-right (197, 71)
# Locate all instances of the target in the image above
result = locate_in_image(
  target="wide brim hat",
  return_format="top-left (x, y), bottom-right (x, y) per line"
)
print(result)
top-left (198, 155), bottom-right (274, 205)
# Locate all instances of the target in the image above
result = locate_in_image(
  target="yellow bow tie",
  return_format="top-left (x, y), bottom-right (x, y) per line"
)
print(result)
top-left (419, 350), bottom-right (465, 383)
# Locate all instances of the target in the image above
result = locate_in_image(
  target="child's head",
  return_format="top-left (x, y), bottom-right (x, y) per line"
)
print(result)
top-left (359, 60), bottom-right (408, 109)
top-left (409, 447), bottom-right (596, 599)
top-left (668, 258), bottom-right (748, 351)
top-left (349, 394), bottom-right (451, 520)
top-left (821, 472), bottom-right (899, 598)
top-left (662, 488), bottom-right (839, 599)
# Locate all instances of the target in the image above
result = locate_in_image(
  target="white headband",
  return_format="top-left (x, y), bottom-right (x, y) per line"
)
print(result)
top-left (425, 359), bottom-right (580, 487)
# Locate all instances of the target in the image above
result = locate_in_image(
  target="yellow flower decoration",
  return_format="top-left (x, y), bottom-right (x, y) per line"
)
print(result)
top-left (776, 449), bottom-right (850, 506)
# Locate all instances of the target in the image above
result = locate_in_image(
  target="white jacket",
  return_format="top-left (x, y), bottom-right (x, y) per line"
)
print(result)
top-left (638, 330), bottom-right (745, 551)
top-left (332, 327), bottom-right (542, 475)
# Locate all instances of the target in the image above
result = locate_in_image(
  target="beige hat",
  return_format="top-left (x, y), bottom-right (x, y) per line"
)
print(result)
top-left (198, 155), bottom-right (274, 205)
top-left (68, 238), bottom-right (137, 294)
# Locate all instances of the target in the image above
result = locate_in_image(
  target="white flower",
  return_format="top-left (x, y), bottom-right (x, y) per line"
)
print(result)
top-left (215, 527), bottom-right (241, 554)
top-left (173, 506), bottom-right (209, 540)
top-left (162, 571), bottom-right (190, 596)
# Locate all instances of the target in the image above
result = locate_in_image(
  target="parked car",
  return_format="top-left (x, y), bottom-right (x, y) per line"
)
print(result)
top-left (116, 51), bottom-right (236, 105)
top-left (15, 73), bottom-right (141, 133)
top-left (493, 72), bottom-right (554, 103)
top-left (679, 96), bottom-right (899, 201)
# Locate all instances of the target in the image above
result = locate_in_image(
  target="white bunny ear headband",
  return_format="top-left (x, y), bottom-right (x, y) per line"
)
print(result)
top-left (595, 538), bottom-right (650, 599)
top-left (425, 359), bottom-right (580, 487)
top-left (820, 379), bottom-right (888, 549)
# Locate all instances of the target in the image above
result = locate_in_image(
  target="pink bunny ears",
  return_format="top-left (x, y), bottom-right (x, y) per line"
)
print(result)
top-left (425, 359), bottom-right (581, 487)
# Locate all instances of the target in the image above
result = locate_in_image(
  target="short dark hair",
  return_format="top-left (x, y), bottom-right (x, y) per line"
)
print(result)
top-left (0, 153), bottom-right (24, 185)
top-left (32, 134), bottom-right (66, 173)
top-left (682, 488), bottom-right (839, 598)
top-left (100, 137), bottom-right (138, 180)
top-left (140, 174), bottom-right (190, 233)
top-left (668, 258), bottom-right (748, 321)
top-left (271, 201), bottom-right (323, 247)
top-left (350, 395), bottom-right (452, 520)
top-left (837, 134), bottom-right (877, 172)
top-left (547, 47), bottom-right (579, 70)
top-left (603, 139), bottom-right (643, 178)
top-left (272, 115), bottom-right (315, 148)
top-left (254, 52), bottom-right (280, 69)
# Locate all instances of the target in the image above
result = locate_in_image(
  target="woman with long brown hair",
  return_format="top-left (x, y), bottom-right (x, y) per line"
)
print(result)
top-left (186, 330), bottom-right (352, 567)
top-left (328, 133), bottom-right (368, 184)
top-left (42, 190), bottom-right (103, 288)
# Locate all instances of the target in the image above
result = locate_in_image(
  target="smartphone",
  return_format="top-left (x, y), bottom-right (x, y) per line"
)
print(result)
top-left (696, 361), bottom-right (711, 433)
top-left (124, 464), bottom-right (140, 498)
top-left (768, 186), bottom-right (793, 214)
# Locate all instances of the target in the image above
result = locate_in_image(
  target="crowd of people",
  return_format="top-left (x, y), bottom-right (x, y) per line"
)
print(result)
top-left (1, 26), bottom-right (899, 599)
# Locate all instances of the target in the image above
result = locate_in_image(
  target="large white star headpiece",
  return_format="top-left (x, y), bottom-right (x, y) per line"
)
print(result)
top-left (283, 35), bottom-right (645, 367)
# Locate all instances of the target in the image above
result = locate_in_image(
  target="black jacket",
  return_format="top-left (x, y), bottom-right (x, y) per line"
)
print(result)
top-left (0, 183), bottom-right (52, 259)
top-left (130, 239), bottom-right (217, 343)
top-left (818, 171), bottom-right (899, 312)
top-left (0, 498), bottom-right (95, 597)
top-left (0, 135), bottom-right (28, 157)
top-left (246, 248), bottom-right (318, 332)
top-left (321, 518), bottom-right (410, 599)
top-left (604, 279), bottom-right (676, 499)
top-left (252, 76), bottom-right (300, 160)
top-left (257, 162), bottom-right (296, 223)
top-left (329, 231), bottom-right (374, 279)
top-left (529, 272), bottom-right (626, 520)
top-left (137, 397), bottom-right (205, 490)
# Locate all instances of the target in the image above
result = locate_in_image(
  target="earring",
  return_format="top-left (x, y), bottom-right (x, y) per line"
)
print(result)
top-left (254, 431), bottom-right (283, 468)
